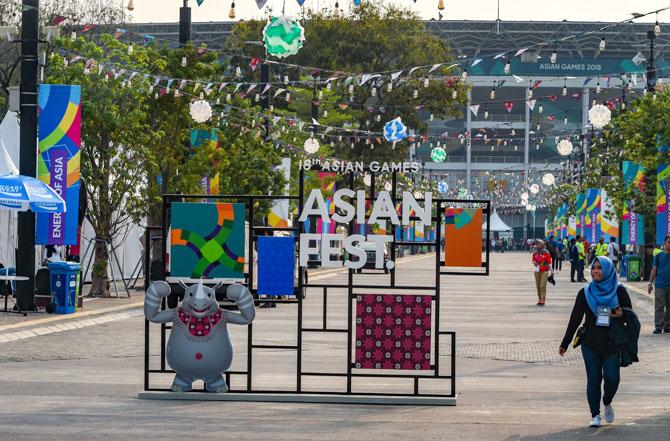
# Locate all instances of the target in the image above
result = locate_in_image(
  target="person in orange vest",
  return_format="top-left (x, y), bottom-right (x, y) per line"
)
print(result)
top-left (532, 239), bottom-right (554, 306)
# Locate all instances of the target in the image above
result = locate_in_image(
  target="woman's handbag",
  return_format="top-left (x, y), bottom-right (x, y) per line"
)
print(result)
top-left (572, 326), bottom-right (585, 348)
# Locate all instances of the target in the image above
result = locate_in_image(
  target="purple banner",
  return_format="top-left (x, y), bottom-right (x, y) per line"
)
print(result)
top-left (590, 212), bottom-right (597, 243)
top-left (48, 148), bottom-right (68, 244)
top-left (630, 212), bottom-right (638, 245)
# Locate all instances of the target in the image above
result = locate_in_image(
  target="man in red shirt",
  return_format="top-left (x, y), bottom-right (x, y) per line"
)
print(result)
top-left (532, 239), bottom-right (554, 306)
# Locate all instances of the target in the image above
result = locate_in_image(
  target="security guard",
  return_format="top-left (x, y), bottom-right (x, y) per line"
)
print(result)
top-left (595, 237), bottom-right (609, 257)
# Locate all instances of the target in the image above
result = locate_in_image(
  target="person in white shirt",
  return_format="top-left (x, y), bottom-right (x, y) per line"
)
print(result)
top-left (607, 237), bottom-right (620, 272)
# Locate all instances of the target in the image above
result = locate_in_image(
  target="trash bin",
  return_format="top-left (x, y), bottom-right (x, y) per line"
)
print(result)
top-left (620, 255), bottom-right (629, 279)
top-left (48, 262), bottom-right (81, 314)
top-left (626, 256), bottom-right (642, 282)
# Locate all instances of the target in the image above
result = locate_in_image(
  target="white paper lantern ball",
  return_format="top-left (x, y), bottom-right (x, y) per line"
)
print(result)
top-left (588, 104), bottom-right (612, 129)
top-left (542, 173), bottom-right (555, 186)
top-left (304, 137), bottom-right (320, 154)
top-left (189, 100), bottom-right (212, 123)
top-left (520, 191), bottom-right (529, 200)
top-left (557, 139), bottom-right (574, 156)
top-left (529, 184), bottom-right (540, 194)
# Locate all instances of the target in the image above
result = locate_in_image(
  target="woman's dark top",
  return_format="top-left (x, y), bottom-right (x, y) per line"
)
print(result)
top-left (560, 286), bottom-right (632, 356)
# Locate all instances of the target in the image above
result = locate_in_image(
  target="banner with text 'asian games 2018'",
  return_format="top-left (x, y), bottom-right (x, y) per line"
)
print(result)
top-left (621, 161), bottom-right (645, 245)
top-left (36, 85), bottom-right (81, 245)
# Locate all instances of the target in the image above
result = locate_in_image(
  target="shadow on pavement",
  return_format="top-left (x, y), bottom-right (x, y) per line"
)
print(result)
top-left (503, 412), bottom-right (670, 441)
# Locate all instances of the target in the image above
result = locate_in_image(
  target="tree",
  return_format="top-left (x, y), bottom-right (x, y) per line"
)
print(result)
top-left (47, 34), bottom-right (153, 296)
top-left (0, 0), bottom-right (122, 116)
top-left (49, 35), bottom-right (286, 295)
top-left (226, 3), bottom-right (466, 165)
top-left (586, 90), bottom-right (670, 242)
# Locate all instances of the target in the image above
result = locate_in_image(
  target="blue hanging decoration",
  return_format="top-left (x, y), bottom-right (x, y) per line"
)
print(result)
top-left (296, 0), bottom-right (306, 5)
top-left (196, 0), bottom-right (206, 5)
top-left (383, 117), bottom-right (408, 143)
top-left (437, 181), bottom-right (449, 194)
top-left (353, 0), bottom-right (362, 5)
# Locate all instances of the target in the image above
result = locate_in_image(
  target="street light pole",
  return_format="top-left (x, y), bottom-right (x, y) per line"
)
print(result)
top-left (179, 0), bottom-right (191, 45)
top-left (16, 0), bottom-right (39, 310)
top-left (647, 29), bottom-right (656, 92)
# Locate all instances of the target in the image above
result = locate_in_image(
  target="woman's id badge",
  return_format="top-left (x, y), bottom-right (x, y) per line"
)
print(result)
top-left (596, 306), bottom-right (611, 327)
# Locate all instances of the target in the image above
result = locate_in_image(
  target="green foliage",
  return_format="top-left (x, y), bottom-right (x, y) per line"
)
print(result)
top-left (581, 90), bottom-right (670, 241)
top-left (227, 3), bottom-right (466, 164)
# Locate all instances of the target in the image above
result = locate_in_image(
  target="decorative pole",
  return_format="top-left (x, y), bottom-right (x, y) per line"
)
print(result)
top-left (16, 0), bottom-right (39, 310)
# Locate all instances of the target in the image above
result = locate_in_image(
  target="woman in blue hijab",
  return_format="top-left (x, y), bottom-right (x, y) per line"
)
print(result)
top-left (559, 256), bottom-right (633, 428)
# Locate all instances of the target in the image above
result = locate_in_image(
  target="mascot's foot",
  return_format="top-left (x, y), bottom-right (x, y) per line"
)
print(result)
top-left (205, 376), bottom-right (229, 393)
top-left (170, 384), bottom-right (193, 392)
top-left (205, 383), bottom-right (229, 393)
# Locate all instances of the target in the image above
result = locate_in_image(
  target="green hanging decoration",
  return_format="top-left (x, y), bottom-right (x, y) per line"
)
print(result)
top-left (263, 15), bottom-right (305, 59)
top-left (431, 146), bottom-right (447, 163)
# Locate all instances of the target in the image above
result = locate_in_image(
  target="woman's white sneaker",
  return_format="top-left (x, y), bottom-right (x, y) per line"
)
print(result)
top-left (589, 415), bottom-right (602, 427)
top-left (604, 404), bottom-right (615, 423)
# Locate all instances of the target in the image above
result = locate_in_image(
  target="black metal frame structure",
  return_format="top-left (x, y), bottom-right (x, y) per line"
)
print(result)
top-left (143, 168), bottom-right (491, 400)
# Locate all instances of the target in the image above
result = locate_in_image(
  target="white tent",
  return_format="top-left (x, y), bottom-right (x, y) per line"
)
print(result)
top-left (482, 209), bottom-right (513, 232)
top-left (0, 111), bottom-right (20, 267)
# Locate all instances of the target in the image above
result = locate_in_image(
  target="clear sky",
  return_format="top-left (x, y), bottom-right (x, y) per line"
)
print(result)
top-left (126, 0), bottom-right (670, 24)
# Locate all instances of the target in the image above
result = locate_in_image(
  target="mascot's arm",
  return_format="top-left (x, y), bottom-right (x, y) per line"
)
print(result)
top-left (222, 284), bottom-right (256, 325)
top-left (144, 281), bottom-right (178, 323)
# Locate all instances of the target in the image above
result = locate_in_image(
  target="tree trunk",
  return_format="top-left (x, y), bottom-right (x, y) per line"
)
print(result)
top-left (90, 238), bottom-right (110, 297)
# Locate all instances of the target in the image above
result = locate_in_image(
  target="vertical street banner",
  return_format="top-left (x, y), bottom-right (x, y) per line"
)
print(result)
top-left (600, 190), bottom-right (619, 241)
top-left (575, 193), bottom-right (587, 238)
top-left (621, 161), bottom-right (645, 245)
top-left (544, 217), bottom-right (552, 239)
top-left (568, 216), bottom-right (577, 237)
top-left (561, 203), bottom-right (569, 239)
top-left (585, 188), bottom-right (601, 243)
top-left (36, 84), bottom-right (82, 245)
top-left (656, 163), bottom-right (670, 245)
top-left (268, 158), bottom-right (291, 228)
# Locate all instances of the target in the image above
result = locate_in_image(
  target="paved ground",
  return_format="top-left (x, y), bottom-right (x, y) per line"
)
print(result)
top-left (0, 252), bottom-right (668, 440)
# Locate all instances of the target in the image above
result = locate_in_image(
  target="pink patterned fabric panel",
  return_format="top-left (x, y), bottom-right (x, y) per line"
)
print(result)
top-left (355, 294), bottom-right (432, 370)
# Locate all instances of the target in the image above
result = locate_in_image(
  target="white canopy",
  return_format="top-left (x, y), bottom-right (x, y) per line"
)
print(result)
top-left (483, 209), bottom-right (513, 232)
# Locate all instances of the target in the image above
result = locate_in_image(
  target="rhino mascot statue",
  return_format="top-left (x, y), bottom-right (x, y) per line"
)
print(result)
top-left (144, 280), bottom-right (255, 392)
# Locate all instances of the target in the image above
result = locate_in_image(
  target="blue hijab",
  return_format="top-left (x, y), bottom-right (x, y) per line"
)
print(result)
top-left (584, 256), bottom-right (620, 314)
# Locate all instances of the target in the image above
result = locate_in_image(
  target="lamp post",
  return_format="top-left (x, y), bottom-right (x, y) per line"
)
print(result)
top-left (179, 0), bottom-right (191, 45)
top-left (647, 28), bottom-right (657, 92)
top-left (16, 0), bottom-right (39, 310)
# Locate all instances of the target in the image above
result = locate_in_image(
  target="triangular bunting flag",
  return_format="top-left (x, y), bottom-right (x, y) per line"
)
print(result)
top-left (527, 99), bottom-right (536, 110)
top-left (469, 104), bottom-right (480, 116)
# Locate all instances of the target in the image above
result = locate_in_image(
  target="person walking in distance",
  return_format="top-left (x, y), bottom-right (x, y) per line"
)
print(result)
top-left (607, 237), bottom-right (620, 272)
top-left (569, 238), bottom-right (579, 282)
top-left (532, 239), bottom-right (553, 306)
top-left (576, 236), bottom-right (587, 282)
top-left (559, 256), bottom-right (633, 428)
top-left (547, 235), bottom-right (558, 272)
top-left (556, 237), bottom-right (565, 271)
top-left (648, 235), bottom-right (670, 334)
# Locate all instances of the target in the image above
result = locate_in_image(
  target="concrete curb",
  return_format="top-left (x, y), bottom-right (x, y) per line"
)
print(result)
top-left (0, 300), bottom-right (145, 333)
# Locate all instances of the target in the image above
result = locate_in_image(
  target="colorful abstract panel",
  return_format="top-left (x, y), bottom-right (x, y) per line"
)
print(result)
top-left (443, 208), bottom-right (483, 267)
top-left (600, 190), bottom-right (619, 242)
top-left (36, 84), bottom-right (82, 245)
top-left (355, 294), bottom-right (432, 370)
top-left (575, 193), bottom-right (587, 238)
top-left (257, 236), bottom-right (295, 296)
top-left (170, 203), bottom-right (246, 280)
